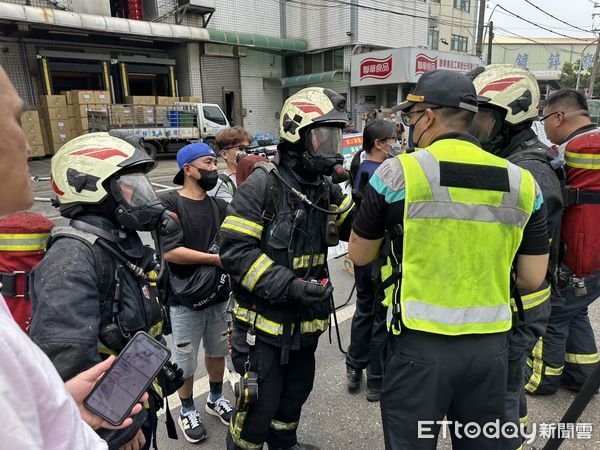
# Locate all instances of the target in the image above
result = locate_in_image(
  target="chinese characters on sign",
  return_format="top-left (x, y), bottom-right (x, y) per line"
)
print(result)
top-left (548, 53), bottom-right (561, 70)
top-left (414, 53), bottom-right (479, 75)
top-left (359, 56), bottom-right (393, 80)
top-left (515, 53), bottom-right (529, 69)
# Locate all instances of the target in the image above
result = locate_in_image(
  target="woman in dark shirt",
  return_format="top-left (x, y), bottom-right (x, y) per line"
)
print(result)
top-left (346, 119), bottom-right (398, 401)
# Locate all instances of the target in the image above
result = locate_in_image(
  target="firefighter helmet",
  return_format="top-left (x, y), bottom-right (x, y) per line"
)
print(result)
top-left (470, 64), bottom-right (540, 125)
top-left (51, 132), bottom-right (156, 212)
top-left (279, 87), bottom-right (348, 144)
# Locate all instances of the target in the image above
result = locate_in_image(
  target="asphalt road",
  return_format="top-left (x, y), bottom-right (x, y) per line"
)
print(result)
top-left (27, 156), bottom-right (600, 450)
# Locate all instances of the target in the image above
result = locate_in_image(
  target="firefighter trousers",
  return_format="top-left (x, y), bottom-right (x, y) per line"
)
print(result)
top-left (525, 269), bottom-right (600, 395)
top-left (503, 300), bottom-right (551, 450)
top-left (380, 329), bottom-right (508, 450)
top-left (346, 263), bottom-right (387, 390)
top-left (228, 338), bottom-right (318, 449)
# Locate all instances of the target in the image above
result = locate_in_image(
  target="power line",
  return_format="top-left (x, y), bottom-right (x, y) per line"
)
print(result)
top-left (522, 0), bottom-right (595, 35)
top-left (495, 4), bottom-right (590, 41)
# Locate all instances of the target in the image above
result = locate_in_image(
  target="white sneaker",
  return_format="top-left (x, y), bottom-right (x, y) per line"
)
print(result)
top-left (205, 396), bottom-right (234, 425)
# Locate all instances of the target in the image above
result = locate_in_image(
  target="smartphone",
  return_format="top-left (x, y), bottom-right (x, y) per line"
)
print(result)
top-left (84, 331), bottom-right (171, 426)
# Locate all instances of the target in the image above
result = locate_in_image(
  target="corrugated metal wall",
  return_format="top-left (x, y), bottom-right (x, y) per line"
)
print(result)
top-left (200, 55), bottom-right (242, 127)
top-left (0, 41), bottom-right (37, 106)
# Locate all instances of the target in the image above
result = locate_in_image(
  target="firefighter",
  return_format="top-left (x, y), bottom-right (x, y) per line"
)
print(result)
top-left (29, 132), bottom-right (182, 449)
top-left (219, 87), bottom-right (354, 450)
top-left (469, 64), bottom-right (564, 449)
top-left (525, 88), bottom-right (600, 394)
top-left (349, 70), bottom-right (550, 449)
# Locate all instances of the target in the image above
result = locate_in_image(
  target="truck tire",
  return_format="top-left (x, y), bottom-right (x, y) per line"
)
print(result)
top-left (203, 137), bottom-right (216, 151)
top-left (143, 141), bottom-right (159, 160)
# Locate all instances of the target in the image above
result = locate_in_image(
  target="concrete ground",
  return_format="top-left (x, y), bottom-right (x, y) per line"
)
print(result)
top-left (27, 156), bottom-right (600, 449)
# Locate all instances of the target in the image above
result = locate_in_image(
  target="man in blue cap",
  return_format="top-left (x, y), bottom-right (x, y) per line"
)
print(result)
top-left (160, 143), bottom-right (233, 443)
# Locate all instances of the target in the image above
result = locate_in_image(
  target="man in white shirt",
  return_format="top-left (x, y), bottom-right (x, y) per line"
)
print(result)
top-left (207, 126), bottom-right (253, 203)
top-left (0, 65), bottom-right (144, 449)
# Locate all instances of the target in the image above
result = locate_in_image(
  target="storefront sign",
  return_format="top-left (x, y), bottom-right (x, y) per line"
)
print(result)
top-left (342, 133), bottom-right (363, 169)
top-left (352, 47), bottom-right (482, 87)
top-left (360, 55), bottom-right (393, 81)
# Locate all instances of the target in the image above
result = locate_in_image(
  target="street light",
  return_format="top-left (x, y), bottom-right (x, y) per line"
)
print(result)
top-left (576, 38), bottom-right (599, 91)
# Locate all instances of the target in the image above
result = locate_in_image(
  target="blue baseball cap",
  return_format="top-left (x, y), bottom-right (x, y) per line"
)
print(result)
top-left (173, 143), bottom-right (216, 185)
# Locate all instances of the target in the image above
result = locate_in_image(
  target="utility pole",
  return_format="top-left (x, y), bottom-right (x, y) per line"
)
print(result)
top-left (475, 0), bottom-right (487, 57)
top-left (589, 4), bottom-right (600, 97)
top-left (487, 21), bottom-right (494, 64)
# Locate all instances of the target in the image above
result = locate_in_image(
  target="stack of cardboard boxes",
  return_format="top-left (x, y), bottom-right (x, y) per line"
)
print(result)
top-left (66, 90), bottom-right (110, 136)
top-left (39, 94), bottom-right (70, 155)
top-left (20, 110), bottom-right (45, 158)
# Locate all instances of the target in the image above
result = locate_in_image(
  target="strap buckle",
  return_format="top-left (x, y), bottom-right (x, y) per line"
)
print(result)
top-left (0, 271), bottom-right (29, 298)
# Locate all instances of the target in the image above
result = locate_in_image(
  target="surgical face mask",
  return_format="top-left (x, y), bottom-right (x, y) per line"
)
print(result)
top-left (196, 168), bottom-right (219, 191)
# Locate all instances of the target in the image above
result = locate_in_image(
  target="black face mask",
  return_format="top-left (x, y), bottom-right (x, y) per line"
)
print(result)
top-left (196, 168), bottom-right (219, 191)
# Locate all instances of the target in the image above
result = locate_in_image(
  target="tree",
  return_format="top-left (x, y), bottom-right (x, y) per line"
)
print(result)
top-left (559, 59), bottom-right (600, 93)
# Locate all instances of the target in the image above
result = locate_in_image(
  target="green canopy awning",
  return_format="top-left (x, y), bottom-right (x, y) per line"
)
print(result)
top-left (281, 71), bottom-right (348, 88)
top-left (207, 29), bottom-right (307, 52)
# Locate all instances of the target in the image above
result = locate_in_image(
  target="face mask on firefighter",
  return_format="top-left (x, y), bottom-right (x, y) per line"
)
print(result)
top-left (470, 106), bottom-right (505, 153)
top-left (110, 172), bottom-right (169, 232)
top-left (301, 126), bottom-right (346, 180)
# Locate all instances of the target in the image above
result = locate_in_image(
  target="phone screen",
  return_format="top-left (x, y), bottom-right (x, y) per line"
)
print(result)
top-left (84, 332), bottom-right (170, 425)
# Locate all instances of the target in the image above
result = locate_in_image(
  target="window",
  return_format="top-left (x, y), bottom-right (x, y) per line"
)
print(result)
top-left (323, 50), bottom-right (334, 71)
top-left (203, 106), bottom-right (227, 126)
top-left (428, 29), bottom-right (439, 50)
top-left (454, 0), bottom-right (470, 12)
top-left (431, 0), bottom-right (440, 3)
top-left (312, 54), bottom-right (323, 73)
top-left (334, 48), bottom-right (344, 70)
top-left (451, 34), bottom-right (468, 52)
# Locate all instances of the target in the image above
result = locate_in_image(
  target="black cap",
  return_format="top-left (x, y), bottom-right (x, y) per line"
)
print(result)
top-left (393, 69), bottom-right (479, 113)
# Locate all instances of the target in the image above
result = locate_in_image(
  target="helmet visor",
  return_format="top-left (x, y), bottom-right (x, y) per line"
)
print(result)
top-left (306, 127), bottom-right (343, 156)
top-left (112, 172), bottom-right (157, 207)
top-left (470, 107), bottom-right (504, 144)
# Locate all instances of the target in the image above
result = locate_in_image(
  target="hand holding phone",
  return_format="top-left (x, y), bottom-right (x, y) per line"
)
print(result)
top-left (84, 332), bottom-right (171, 426)
top-left (65, 356), bottom-right (148, 430)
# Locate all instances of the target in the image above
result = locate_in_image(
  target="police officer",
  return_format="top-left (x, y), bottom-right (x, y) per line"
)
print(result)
top-left (526, 88), bottom-right (600, 394)
top-left (470, 64), bottom-right (564, 449)
top-left (349, 70), bottom-right (550, 449)
top-left (219, 87), bottom-right (354, 450)
top-left (30, 132), bottom-right (181, 450)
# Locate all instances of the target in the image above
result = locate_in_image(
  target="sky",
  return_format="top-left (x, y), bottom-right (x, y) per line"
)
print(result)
top-left (486, 0), bottom-right (597, 39)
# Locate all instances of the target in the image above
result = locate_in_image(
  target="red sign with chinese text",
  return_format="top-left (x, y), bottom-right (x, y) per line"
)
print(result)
top-left (360, 55), bottom-right (393, 80)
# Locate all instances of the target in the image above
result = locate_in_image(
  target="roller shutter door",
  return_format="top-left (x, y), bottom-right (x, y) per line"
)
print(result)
top-left (200, 56), bottom-right (243, 127)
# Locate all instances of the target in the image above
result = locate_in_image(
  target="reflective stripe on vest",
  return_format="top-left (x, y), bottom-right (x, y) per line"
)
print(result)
top-left (232, 302), bottom-right (328, 336)
top-left (293, 253), bottom-right (325, 270)
top-left (395, 140), bottom-right (536, 336)
top-left (221, 216), bottom-right (264, 239)
top-left (270, 419), bottom-right (299, 431)
top-left (336, 195), bottom-right (354, 226)
top-left (0, 233), bottom-right (50, 251)
top-left (241, 253), bottom-right (274, 292)
top-left (565, 352), bottom-right (600, 364)
top-left (511, 285), bottom-right (551, 311)
top-left (565, 151), bottom-right (600, 170)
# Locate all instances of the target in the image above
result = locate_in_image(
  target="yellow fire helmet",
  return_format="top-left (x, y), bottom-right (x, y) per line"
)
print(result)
top-left (470, 64), bottom-right (540, 125)
top-left (279, 87), bottom-right (348, 144)
top-left (51, 132), bottom-right (156, 212)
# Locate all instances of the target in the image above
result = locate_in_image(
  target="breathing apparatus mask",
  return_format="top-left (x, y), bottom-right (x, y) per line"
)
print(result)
top-left (109, 172), bottom-right (178, 234)
top-left (469, 105), bottom-right (507, 155)
top-left (300, 126), bottom-right (348, 183)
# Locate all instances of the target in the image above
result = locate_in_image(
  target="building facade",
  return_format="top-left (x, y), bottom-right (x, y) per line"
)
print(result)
top-left (0, 0), bottom-right (482, 139)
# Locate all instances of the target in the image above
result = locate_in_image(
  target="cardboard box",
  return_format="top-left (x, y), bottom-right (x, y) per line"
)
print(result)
top-left (156, 96), bottom-right (179, 105)
top-left (125, 96), bottom-right (156, 105)
top-left (133, 105), bottom-right (156, 124)
top-left (23, 127), bottom-right (45, 147)
top-left (47, 129), bottom-right (71, 145)
top-left (45, 119), bottom-right (69, 134)
top-left (28, 145), bottom-right (46, 158)
top-left (94, 91), bottom-right (111, 104)
top-left (21, 122), bottom-right (43, 140)
top-left (88, 104), bottom-right (109, 113)
top-left (110, 105), bottom-right (134, 126)
top-left (20, 110), bottom-right (40, 125)
top-left (69, 104), bottom-right (89, 118)
top-left (39, 95), bottom-right (67, 108)
top-left (74, 118), bottom-right (89, 132)
top-left (40, 107), bottom-right (69, 121)
top-left (67, 90), bottom-right (95, 105)
top-left (179, 96), bottom-right (202, 103)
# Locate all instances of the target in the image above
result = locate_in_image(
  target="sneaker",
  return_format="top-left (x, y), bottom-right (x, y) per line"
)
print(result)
top-left (178, 410), bottom-right (207, 443)
top-left (206, 396), bottom-right (234, 425)
top-left (346, 366), bottom-right (362, 391)
top-left (366, 387), bottom-right (382, 402)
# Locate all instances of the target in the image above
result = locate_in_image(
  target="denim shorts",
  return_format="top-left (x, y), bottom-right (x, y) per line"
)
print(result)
top-left (169, 301), bottom-right (229, 378)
